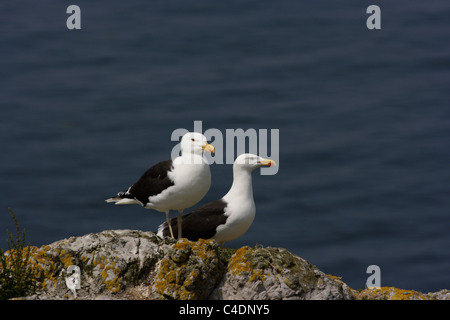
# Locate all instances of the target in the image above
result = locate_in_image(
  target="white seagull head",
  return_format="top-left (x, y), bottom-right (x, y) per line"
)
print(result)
top-left (180, 132), bottom-right (215, 157)
top-left (234, 153), bottom-right (276, 172)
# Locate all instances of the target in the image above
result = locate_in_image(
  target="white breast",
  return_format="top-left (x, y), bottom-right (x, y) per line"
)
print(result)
top-left (213, 198), bottom-right (255, 243)
top-left (146, 156), bottom-right (211, 211)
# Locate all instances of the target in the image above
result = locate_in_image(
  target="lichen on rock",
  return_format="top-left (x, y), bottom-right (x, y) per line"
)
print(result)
top-left (14, 230), bottom-right (171, 299)
top-left (150, 238), bottom-right (227, 300)
top-left (352, 287), bottom-right (450, 300)
top-left (209, 246), bottom-right (353, 300)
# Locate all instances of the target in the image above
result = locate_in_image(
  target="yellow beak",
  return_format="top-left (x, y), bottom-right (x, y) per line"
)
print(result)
top-left (202, 143), bottom-right (215, 154)
top-left (259, 158), bottom-right (276, 167)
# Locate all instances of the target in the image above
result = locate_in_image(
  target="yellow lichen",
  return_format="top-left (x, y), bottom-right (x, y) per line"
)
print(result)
top-left (353, 287), bottom-right (434, 300)
top-left (226, 247), bottom-right (268, 282)
top-left (20, 246), bottom-right (59, 290)
top-left (327, 274), bottom-right (342, 281)
top-left (227, 247), bottom-right (252, 275)
top-left (173, 238), bottom-right (193, 250)
top-left (152, 238), bottom-right (224, 300)
top-left (379, 287), bottom-right (432, 300)
top-left (58, 250), bottom-right (75, 269)
top-left (95, 256), bottom-right (122, 293)
top-left (249, 269), bottom-right (266, 282)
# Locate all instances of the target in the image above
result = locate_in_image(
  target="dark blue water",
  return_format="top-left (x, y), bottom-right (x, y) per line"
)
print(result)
top-left (1, 1), bottom-right (449, 293)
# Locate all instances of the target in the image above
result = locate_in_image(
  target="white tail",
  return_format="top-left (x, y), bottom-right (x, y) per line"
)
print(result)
top-left (105, 197), bottom-right (141, 205)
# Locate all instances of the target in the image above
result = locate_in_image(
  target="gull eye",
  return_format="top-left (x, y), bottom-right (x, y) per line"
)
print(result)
top-left (191, 138), bottom-right (195, 142)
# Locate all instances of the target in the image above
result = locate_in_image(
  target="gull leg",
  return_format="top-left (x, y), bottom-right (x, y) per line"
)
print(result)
top-left (177, 210), bottom-right (183, 239)
top-left (165, 211), bottom-right (174, 239)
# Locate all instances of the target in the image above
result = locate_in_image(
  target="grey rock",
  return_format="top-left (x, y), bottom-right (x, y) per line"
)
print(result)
top-left (429, 289), bottom-right (450, 300)
top-left (209, 246), bottom-right (353, 300)
top-left (21, 229), bottom-right (173, 299)
top-left (7, 229), bottom-right (448, 300)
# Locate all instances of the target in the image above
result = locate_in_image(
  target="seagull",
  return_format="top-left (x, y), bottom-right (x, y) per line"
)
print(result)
top-left (106, 132), bottom-right (214, 239)
top-left (157, 153), bottom-right (276, 245)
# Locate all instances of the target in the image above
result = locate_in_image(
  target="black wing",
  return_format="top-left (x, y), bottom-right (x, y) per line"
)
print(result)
top-left (162, 199), bottom-right (228, 241)
top-left (126, 160), bottom-right (175, 205)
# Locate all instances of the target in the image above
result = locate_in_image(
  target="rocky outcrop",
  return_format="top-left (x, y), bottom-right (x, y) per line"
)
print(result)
top-left (4, 229), bottom-right (448, 300)
top-left (210, 246), bottom-right (353, 300)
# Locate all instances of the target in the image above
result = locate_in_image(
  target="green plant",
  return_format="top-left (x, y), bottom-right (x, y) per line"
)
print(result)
top-left (0, 208), bottom-right (35, 299)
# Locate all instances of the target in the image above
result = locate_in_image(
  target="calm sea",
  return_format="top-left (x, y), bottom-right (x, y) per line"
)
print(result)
top-left (1, 1), bottom-right (449, 293)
